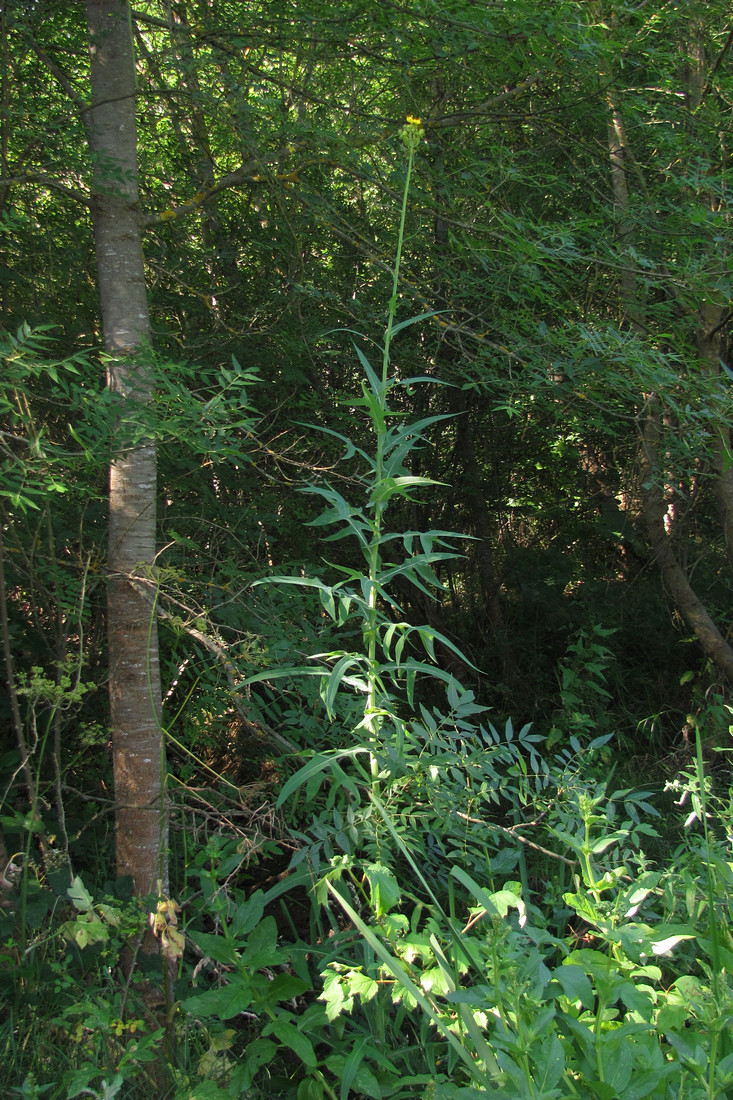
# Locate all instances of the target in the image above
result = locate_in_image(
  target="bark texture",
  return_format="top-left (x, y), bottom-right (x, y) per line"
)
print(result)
top-left (86, 0), bottom-right (165, 896)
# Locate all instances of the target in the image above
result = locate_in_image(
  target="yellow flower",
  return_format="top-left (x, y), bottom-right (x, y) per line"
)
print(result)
top-left (399, 116), bottom-right (425, 151)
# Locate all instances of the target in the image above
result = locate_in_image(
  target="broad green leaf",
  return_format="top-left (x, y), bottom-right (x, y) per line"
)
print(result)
top-left (614, 979), bottom-right (654, 1014)
top-left (589, 830), bottom-right (628, 854)
top-left (325, 1053), bottom-right (383, 1100)
top-left (230, 889), bottom-right (265, 938)
top-left (253, 972), bottom-right (309, 1010)
top-left (532, 1035), bottom-right (565, 1091)
top-left (242, 915), bottom-right (279, 968)
top-left (451, 866), bottom-right (526, 926)
top-left (363, 861), bottom-right (401, 916)
top-left (67, 916), bottom-right (109, 949)
top-left (65, 1066), bottom-right (101, 1099)
top-left (182, 975), bottom-right (253, 1019)
top-left (348, 969), bottom-right (379, 1003)
top-left (564, 891), bottom-right (602, 924)
top-left (186, 930), bottom-right (240, 967)
top-left (650, 931), bottom-right (695, 956)
top-left (232, 1038), bottom-right (278, 1091)
top-left (320, 969), bottom-right (354, 1021)
top-left (600, 1038), bottom-right (633, 1094)
top-left (622, 1068), bottom-right (678, 1100)
top-left (67, 876), bottom-right (94, 913)
top-left (297, 1078), bottom-right (325, 1100)
top-left (95, 903), bottom-right (121, 927)
top-left (551, 963), bottom-right (594, 1008)
top-left (261, 1019), bottom-right (317, 1068)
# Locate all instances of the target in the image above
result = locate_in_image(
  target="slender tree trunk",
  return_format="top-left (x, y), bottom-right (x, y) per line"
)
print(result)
top-left (640, 397), bottom-right (733, 680)
top-left (607, 95), bottom-right (639, 326)
top-left (698, 302), bottom-right (733, 574)
top-left (86, 0), bottom-right (165, 897)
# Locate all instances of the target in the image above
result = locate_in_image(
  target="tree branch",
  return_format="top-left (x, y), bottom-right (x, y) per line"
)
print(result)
top-left (455, 811), bottom-right (577, 866)
top-left (22, 34), bottom-right (89, 110)
top-left (0, 171), bottom-right (90, 206)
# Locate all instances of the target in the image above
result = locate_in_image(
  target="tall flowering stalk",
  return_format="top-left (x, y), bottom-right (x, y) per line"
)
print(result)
top-left (364, 116), bottom-right (427, 769)
top-left (249, 115), bottom-right (466, 799)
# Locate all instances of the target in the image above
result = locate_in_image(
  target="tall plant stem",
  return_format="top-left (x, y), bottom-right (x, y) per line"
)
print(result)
top-left (364, 125), bottom-right (421, 779)
top-left (381, 142), bottom-right (417, 389)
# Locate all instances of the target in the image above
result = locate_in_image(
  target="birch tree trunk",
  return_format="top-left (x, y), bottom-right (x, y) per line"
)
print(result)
top-left (86, 0), bottom-right (165, 898)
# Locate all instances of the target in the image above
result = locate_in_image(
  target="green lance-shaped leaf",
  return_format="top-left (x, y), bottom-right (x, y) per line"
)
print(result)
top-left (276, 747), bottom-right (370, 807)
top-left (368, 474), bottom-right (442, 507)
top-left (352, 341), bottom-right (386, 402)
top-left (389, 309), bottom-right (444, 336)
top-left (182, 974), bottom-right (253, 1019)
top-left (322, 653), bottom-right (368, 715)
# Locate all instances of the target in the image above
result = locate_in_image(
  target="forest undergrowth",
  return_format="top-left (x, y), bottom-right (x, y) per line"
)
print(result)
top-left (2, 118), bottom-right (733, 1100)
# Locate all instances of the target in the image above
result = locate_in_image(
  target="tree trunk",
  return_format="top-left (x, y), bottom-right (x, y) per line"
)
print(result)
top-left (604, 28), bottom-right (733, 682)
top-left (640, 397), bottom-right (733, 680)
top-left (606, 94), bottom-right (639, 327)
top-left (698, 302), bottom-right (733, 575)
top-left (86, 0), bottom-right (165, 898)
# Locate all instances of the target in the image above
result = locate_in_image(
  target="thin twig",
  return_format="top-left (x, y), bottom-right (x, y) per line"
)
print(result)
top-left (455, 810), bottom-right (577, 866)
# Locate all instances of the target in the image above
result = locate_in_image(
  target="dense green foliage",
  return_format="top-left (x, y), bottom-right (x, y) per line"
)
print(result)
top-left (1, 1), bottom-right (732, 1097)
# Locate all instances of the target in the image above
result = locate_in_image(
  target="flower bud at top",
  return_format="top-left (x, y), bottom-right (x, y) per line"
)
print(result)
top-left (399, 116), bottom-right (425, 151)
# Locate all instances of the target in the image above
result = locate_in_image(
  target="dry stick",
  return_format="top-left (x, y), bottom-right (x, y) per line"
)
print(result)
top-left (455, 810), bottom-right (577, 866)
top-left (62, 781), bottom-right (271, 829)
top-left (128, 575), bottom-right (298, 755)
